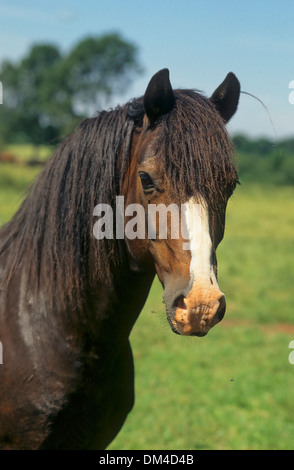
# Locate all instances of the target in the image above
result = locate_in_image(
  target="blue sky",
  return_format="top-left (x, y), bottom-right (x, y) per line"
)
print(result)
top-left (0, 0), bottom-right (293, 138)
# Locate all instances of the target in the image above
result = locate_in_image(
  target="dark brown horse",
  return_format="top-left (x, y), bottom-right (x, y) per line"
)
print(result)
top-left (0, 69), bottom-right (240, 449)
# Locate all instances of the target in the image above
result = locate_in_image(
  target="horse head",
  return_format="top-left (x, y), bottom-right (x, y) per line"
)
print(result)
top-left (123, 69), bottom-right (240, 337)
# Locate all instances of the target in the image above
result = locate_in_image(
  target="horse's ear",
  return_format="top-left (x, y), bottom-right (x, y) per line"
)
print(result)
top-left (210, 72), bottom-right (240, 123)
top-left (143, 68), bottom-right (175, 126)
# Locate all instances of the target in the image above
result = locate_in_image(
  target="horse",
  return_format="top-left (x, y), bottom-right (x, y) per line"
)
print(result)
top-left (0, 68), bottom-right (240, 449)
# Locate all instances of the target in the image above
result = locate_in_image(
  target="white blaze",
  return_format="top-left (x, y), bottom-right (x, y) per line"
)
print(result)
top-left (182, 197), bottom-right (219, 286)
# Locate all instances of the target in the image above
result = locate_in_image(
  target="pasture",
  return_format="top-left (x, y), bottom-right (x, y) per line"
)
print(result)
top-left (0, 145), bottom-right (293, 450)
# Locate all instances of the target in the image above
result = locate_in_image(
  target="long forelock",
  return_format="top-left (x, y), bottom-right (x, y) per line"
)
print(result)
top-left (154, 89), bottom-right (238, 206)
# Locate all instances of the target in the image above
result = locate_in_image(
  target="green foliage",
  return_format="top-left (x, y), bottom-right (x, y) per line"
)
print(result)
top-left (233, 134), bottom-right (294, 185)
top-left (0, 33), bottom-right (142, 143)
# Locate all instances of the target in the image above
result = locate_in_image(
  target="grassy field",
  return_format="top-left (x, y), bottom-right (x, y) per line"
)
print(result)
top-left (0, 149), bottom-right (294, 450)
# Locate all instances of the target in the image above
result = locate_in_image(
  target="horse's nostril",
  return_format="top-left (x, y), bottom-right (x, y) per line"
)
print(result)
top-left (217, 295), bottom-right (226, 322)
top-left (173, 294), bottom-right (187, 310)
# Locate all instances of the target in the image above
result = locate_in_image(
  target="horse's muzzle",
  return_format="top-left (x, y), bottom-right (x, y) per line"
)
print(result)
top-left (168, 285), bottom-right (226, 337)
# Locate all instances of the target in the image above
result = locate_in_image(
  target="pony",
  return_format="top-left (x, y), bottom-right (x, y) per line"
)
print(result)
top-left (0, 68), bottom-right (240, 449)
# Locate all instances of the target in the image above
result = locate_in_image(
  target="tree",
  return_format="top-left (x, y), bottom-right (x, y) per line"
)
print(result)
top-left (0, 33), bottom-right (142, 144)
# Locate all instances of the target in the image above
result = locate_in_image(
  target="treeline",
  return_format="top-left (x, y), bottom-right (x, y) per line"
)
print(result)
top-left (233, 135), bottom-right (294, 185)
top-left (0, 33), bottom-right (141, 145)
top-left (0, 36), bottom-right (293, 186)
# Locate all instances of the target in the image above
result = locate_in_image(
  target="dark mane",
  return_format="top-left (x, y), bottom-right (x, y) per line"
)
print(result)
top-left (0, 89), bottom-right (237, 312)
top-left (0, 103), bottom-right (138, 312)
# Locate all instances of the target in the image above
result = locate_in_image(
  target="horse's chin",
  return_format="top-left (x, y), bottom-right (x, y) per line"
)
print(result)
top-left (168, 318), bottom-right (208, 337)
top-left (190, 331), bottom-right (208, 337)
top-left (171, 326), bottom-right (208, 337)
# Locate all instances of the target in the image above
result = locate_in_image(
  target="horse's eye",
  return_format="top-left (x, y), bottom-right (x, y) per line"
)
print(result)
top-left (139, 172), bottom-right (155, 190)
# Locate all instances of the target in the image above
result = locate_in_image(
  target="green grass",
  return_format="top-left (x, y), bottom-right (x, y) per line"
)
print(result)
top-left (0, 143), bottom-right (50, 225)
top-left (4, 143), bottom-right (53, 163)
top-left (0, 163), bottom-right (40, 225)
top-left (219, 184), bottom-right (294, 325)
top-left (0, 156), bottom-right (294, 450)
